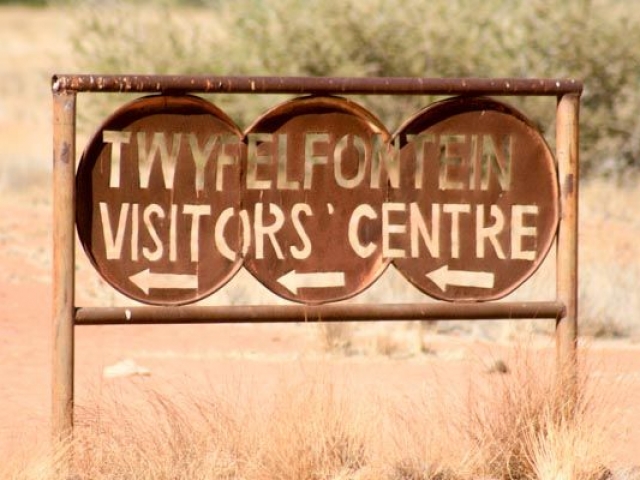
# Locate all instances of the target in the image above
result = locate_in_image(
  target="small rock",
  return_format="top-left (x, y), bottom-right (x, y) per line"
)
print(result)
top-left (486, 359), bottom-right (509, 374)
top-left (103, 359), bottom-right (151, 379)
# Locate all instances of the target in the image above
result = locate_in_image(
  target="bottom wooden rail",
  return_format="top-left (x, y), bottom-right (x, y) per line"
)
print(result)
top-left (75, 301), bottom-right (565, 325)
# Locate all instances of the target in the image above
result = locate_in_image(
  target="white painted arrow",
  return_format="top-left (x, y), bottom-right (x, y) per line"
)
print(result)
top-left (277, 270), bottom-right (346, 295)
top-left (426, 265), bottom-right (495, 292)
top-left (130, 269), bottom-right (198, 294)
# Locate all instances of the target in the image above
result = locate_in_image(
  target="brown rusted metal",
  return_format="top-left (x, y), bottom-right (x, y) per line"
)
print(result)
top-left (52, 74), bottom-right (583, 96)
top-left (52, 91), bottom-right (76, 446)
top-left (555, 93), bottom-right (580, 401)
top-left (76, 95), bottom-right (244, 306)
top-left (242, 96), bottom-right (391, 304)
top-left (391, 97), bottom-right (559, 301)
top-left (74, 301), bottom-right (565, 325)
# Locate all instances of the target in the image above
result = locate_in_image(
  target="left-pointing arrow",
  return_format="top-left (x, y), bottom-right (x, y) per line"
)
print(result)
top-left (130, 269), bottom-right (198, 294)
top-left (277, 270), bottom-right (346, 295)
top-left (426, 265), bottom-right (495, 292)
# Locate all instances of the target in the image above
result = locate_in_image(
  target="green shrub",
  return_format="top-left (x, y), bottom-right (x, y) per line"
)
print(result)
top-left (0, 0), bottom-right (47, 5)
top-left (70, 0), bottom-right (640, 178)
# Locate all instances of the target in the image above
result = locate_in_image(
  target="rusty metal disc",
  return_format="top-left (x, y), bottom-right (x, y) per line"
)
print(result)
top-left (390, 96), bottom-right (559, 302)
top-left (76, 95), bottom-right (244, 306)
top-left (241, 96), bottom-right (391, 304)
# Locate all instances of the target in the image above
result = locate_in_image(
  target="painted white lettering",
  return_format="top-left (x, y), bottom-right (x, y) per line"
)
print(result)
top-left (216, 136), bottom-right (238, 192)
top-left (334, 134), bottom-right (367, 189)
top-left (476, 205), bottom-right (506, 259)
top-left (443, 203), bottom-right (471, 258)
top-left (142, 204), bottom-right (164, 261)
top-left (468, 135), bottom-right (480, 190)
top-left (215, 207), bottom-right (237, 261)
top-left (254, 203), bottom-right (285, 259)
top-left (183, 204), bottom-right (211, 262)
top-left (439, 134), bottom-right (466, 190)
top-left (290, 203), bottom-right (313, 259)
top-left (239, 209), bottom-right (251, 257)
top-left (137, 132), bottom-right (181, 189)
top-left (103, 130), bottom-right (131, 189)
top-left (189, 133), bottom-right (218, 192)
top-left (370, 135), bottom-right (400, 189)
top-left (304, 132), bottom-right (330, 190)
top-left (246, 133), bottom-right (273, 190)
top-left (511, 205), bottom-right (538, 260)
top-left (100, 202), bottom-right (129, 260)
top-left (479, 134), bottom-right (512, 191)
top-left (276, 134), bottom-right (299, 190)
top-left (409, 202), bottom-right (440, 258)
top-left (131, 203), bottom-right (139, 261)
top-left (382, 202), bottom-right (406, 258)
top-left (348, 204), bottom-right (378, 258)
top-left (169, 204), bottom-right (178, 262)
top-left (407, 133), bottom-right (435, 189)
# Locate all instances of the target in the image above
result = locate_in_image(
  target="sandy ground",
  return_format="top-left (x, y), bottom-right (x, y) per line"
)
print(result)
top-left (1, 4), bottom-right (640, 471)
top-left (1, 185), bottom-right (640, 467)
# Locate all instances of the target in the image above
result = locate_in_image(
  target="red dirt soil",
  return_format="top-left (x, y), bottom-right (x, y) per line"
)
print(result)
top-left (0, 187), bottom-right (639, 468)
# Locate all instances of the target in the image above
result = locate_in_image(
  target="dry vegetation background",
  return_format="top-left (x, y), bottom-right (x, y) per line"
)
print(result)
top-left (2, 1), bottom-right (640, 478)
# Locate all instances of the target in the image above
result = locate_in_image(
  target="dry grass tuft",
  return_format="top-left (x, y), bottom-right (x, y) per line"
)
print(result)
top-left (68, 376), bottom-right (378, 480)
top-left (250, 377), bottom-right (374, 480)
top-left (529, 418), bottom-right (612, 480)
top-left (318, 321), bottom-right (354, 354)
top-left (0, 439), bottom-right (72, 480)
top-left (73, 382), bottom-right (250, 479)
top-left (374, 333), bottom-right (405, 358)
top-left (3, 348), bottom-right (621, 480)
top-left (456, 350), bottom-right (613, 480)
top-left (380, 346), bottom-right (617, 480)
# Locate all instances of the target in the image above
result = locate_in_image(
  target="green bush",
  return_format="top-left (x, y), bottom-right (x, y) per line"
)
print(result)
top-left (70, 0), bottom-right (640, 178)
top-left (0, 0), bottom-right (47, 5)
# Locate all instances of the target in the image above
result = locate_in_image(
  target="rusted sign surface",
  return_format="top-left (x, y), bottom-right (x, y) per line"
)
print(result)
top-left (76, 94), bottom-right (559, 305)
top-left (76, 95), bottom-right (244, 305)
top-left (242, 96), bottom-right (391, 303)
top-left (391, 97), bottom-right (559, 301)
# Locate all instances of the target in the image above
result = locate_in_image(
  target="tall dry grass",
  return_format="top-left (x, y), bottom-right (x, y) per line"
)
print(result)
top-left (384, 346), bottom-right (618, 480)
top-left (72, 382), bottom-right (254, 479)
top-left (3, 347), bottom-right (623, 480)
top-left (456, 351), bottom-right (612, 479)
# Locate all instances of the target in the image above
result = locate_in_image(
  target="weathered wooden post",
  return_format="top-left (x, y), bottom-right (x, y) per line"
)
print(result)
top-left (556, 92), bottom-right (580, 406)
top-left (52, 86), bottom-right (76, 447)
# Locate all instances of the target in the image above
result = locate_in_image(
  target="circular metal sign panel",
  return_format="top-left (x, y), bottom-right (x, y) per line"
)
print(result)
top-left (76, 95), bottom-right (244, 305)
top-left (390, 97), bottom-right (559, 301)
top-left (242, 96), bottom-right (391, 304)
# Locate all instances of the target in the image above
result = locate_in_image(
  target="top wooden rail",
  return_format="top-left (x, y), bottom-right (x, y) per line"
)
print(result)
top-left (52, 75), bottom-right (583, 96)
